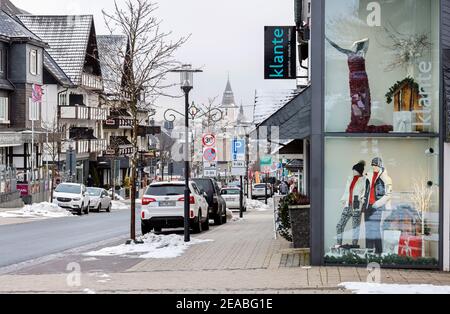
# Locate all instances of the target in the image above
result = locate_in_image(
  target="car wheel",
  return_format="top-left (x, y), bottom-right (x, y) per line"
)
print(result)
top-left (192, 211), bottom-right (203, 234)
top-left (77, 207), bottom-right (83, 216)
top-left (141, 221), bottom-right (152, 235)
top-left (202, 211), bottom-right (210, 231)
top-left (106, 203), bottom-right (111, 213)
top-left (84, 203), bottom-right (90, 215)
top-left (214, 212), bottom-right (223, 226)
top-left (97, 204), bottom-right (101, 213)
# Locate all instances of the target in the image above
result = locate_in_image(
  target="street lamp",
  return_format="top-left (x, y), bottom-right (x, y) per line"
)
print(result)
top-left (171, 64), bottom-right (203, 243)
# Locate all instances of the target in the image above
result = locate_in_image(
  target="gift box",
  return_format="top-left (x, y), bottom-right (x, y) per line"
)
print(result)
top-left (398, 234), bottom-right (422, 258)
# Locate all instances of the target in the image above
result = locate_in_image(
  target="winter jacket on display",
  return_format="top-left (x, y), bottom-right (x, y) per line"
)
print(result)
top-left (340, 175), bottom-right (366, 209)
top-left (363, 168), bottom-right (392, 211)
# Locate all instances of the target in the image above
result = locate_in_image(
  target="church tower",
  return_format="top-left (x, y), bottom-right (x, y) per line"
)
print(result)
top-left (221, 76), bottom-right (238, 123)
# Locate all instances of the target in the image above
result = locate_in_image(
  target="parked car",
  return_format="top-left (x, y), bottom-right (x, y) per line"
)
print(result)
top-left (252, 183), bottom-right (273, 200)
top-left (221, 187), bottom-right (246, 212)
top-left (53, 183), bottom-right (90, 215)
top-left (192, 178), bottom-right (227, 225)
top-left (87, 188), bottom-right (112, 212)
top-left (140, 181), bottom-right (210, 235)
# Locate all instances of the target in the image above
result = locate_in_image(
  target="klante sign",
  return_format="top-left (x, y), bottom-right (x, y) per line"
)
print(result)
top-left (264, 26), bottom-right (297, 80)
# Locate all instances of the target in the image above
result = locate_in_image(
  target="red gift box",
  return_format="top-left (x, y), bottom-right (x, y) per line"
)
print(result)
top-left (398, 235), bottom-right (422, 258)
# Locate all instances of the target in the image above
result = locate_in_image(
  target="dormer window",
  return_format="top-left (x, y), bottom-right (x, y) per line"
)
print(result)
top-left (29, 49), bottom-right (38, 75)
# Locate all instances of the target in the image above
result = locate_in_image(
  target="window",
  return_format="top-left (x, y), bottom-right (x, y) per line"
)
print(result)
top-left (324, 0), bottom-right (440, 134)
top-left (29, 49), bottom-right (38, 75)
top-left (323, 0), bottom-right (441, 267)
top-left (0, 49), bottom-right (3, 73)
top-left (0, 97), bottom-right (8, 122)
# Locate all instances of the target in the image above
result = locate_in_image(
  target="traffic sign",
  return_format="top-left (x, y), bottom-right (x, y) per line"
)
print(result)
top-left (203, 147), bottom-right (217, 162)
top-left (202, 134), bottom-right (216, 147)
top-left (232, 161), bottom-right (246, 168)
top-left (204, 169), bottom-right (217, 178)
top-left (231, 139), bottom-right (246, 161)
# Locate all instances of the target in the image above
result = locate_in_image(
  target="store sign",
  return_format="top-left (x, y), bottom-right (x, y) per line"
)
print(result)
top-left (16, 184), bottom-right (29, 197)
top-left (264, 26), bottom-right (297, 80)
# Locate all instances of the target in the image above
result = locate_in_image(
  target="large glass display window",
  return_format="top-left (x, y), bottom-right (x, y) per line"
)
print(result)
top-left (325, 0), bottom-right (440, 134)
top-left (324, 137), bottom-right (440, 266)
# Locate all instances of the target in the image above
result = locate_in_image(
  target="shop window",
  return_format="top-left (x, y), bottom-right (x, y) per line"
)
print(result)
top-left (324, 0), bottom-right (440, 134)
top-left (324, 137), bottom-right (440, 266)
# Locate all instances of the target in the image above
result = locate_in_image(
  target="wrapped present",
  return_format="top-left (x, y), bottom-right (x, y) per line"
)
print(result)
top-left (398, 234), bottom-right (422, 258)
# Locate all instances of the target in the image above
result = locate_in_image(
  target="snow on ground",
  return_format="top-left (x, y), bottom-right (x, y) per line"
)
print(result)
top-left (111, 201), bottom-right (129, 210)
top-left (246, 198), bottom-right (273, 212)
top-left (84, 233), bottom-right (213, 259)
top-left (0, 202), bottom-right (73, 219)
top-left (340, 282), bottom-right (450, 294)
top-left (227, 209), bottom-right (244, 222)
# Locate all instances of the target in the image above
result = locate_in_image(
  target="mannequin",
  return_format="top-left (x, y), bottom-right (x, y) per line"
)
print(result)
top-left (363, 157), bottom-right (393, 254)
top-left (326, 37), bottom-right (393, 133)
top-left (336, 161), bottom-right (366, 248)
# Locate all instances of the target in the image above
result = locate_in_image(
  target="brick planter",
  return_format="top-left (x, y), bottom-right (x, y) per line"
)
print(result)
top-left (289, 205), bottom-right (310, 249)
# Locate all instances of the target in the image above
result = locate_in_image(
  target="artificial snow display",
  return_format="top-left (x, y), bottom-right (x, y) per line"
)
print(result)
top-left (340, 282), bottom-right (450, 294)
top-left (0, 202), bottom-right (73, 219)
top-left (84, 233), bottom-right (213, 259)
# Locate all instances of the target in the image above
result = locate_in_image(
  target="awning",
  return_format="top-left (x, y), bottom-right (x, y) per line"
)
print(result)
top-left (256, 86), bottom-right (311, 141)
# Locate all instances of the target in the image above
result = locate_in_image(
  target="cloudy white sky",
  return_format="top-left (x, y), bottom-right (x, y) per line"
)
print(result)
top-left (13, 0), bottom-right (297, 120)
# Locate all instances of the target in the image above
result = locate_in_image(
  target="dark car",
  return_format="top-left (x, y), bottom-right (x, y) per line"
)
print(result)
top-left (193, 178), bottom-right (227, 225)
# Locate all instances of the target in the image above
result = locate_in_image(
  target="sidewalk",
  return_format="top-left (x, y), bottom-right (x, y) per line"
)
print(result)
top-left (0, 209), bottom-right (450, 294)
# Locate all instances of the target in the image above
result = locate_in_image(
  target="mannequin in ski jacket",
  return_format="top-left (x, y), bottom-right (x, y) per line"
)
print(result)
top-left (336, 161), bottom-right (366, 247)
top-left (363, 157), bottom-right (393, 254)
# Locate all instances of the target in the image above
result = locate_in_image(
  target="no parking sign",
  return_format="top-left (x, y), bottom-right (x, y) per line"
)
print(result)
top-left (203, 147), bottom-right (217, 162)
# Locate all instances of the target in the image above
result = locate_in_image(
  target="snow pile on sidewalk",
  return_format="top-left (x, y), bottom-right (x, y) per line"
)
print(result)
top-left (0, 202), bottom-right (73, 219)
top-left (227, 209), bottom-right (244, 222)
top-left (111, 201), bottom-right (129, 210)
top-left (340, 282), bottom-right (450, 294)
top-left (84, 233), bottom-right (213, 259)
top-left (246, 198), bottom-right (273, 212)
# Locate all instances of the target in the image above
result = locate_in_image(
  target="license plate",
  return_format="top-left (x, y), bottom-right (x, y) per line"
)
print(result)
top-left (159, 201), bottom-right (176, 207)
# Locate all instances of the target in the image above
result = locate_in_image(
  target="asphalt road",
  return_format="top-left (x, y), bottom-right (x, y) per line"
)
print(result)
top-left (0, 207), bottom-right (140, 269)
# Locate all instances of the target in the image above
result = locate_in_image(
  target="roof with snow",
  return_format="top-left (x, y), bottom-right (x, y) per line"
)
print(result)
top-left (0, 0), bottom-right (28, 16)
top-left (43, 50), bottom-right (73, 87)
top-left (253, 89), bottom-right (299, 125)
top-left (0, 10), bottom-right (45, 45)
top-left (97, 35), bottom-right (128, 95)
top-left (18, 15), bottom-right (100, 85)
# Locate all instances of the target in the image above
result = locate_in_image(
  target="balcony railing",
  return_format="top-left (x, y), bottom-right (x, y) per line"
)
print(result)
top-left (59, 106), bottom-right (109, 121)
top-left (61, 139), bottom-right (108, 155)
top-left (81, 72), bottom-right (103, 91)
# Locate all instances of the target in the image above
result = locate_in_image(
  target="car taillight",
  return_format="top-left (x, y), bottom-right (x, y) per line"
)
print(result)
top-left (178, 196), bottom-right (196, 204)
top-left (141, 211), bottom-right (145, 219)
top-left (142, 197), bottom-right (156, 206)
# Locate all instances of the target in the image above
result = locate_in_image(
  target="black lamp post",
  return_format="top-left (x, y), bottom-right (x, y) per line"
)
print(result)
top-left (172, 65), bottom-right (202, 243)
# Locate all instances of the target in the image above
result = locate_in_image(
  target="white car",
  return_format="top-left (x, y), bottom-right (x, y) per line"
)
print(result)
top-left (252, 183), bottom-right (273, 199)
top-left (53, 183), bottom-right (90, 215)
top-left (87, 188), bottom-right (112, 212)
top-left (140, 181), bottom-right (210, 235)
top-left (221, 187), bottom-right (246, 212)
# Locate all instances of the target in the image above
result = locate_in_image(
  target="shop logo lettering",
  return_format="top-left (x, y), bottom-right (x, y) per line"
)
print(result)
top-left (416, 62), bottom-right (433, 128)
top-left (269, 28), bottom-right (285, 78)
top-left (367, 2), bottom-right (381, 27)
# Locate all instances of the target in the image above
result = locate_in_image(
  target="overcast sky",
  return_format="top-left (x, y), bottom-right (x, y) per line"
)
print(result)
top-left (14, 0), bottom-right (297, 120)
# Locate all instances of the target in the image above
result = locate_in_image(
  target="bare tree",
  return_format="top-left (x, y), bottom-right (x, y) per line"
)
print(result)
top-left (102, 0), bottom-right (188, 241)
